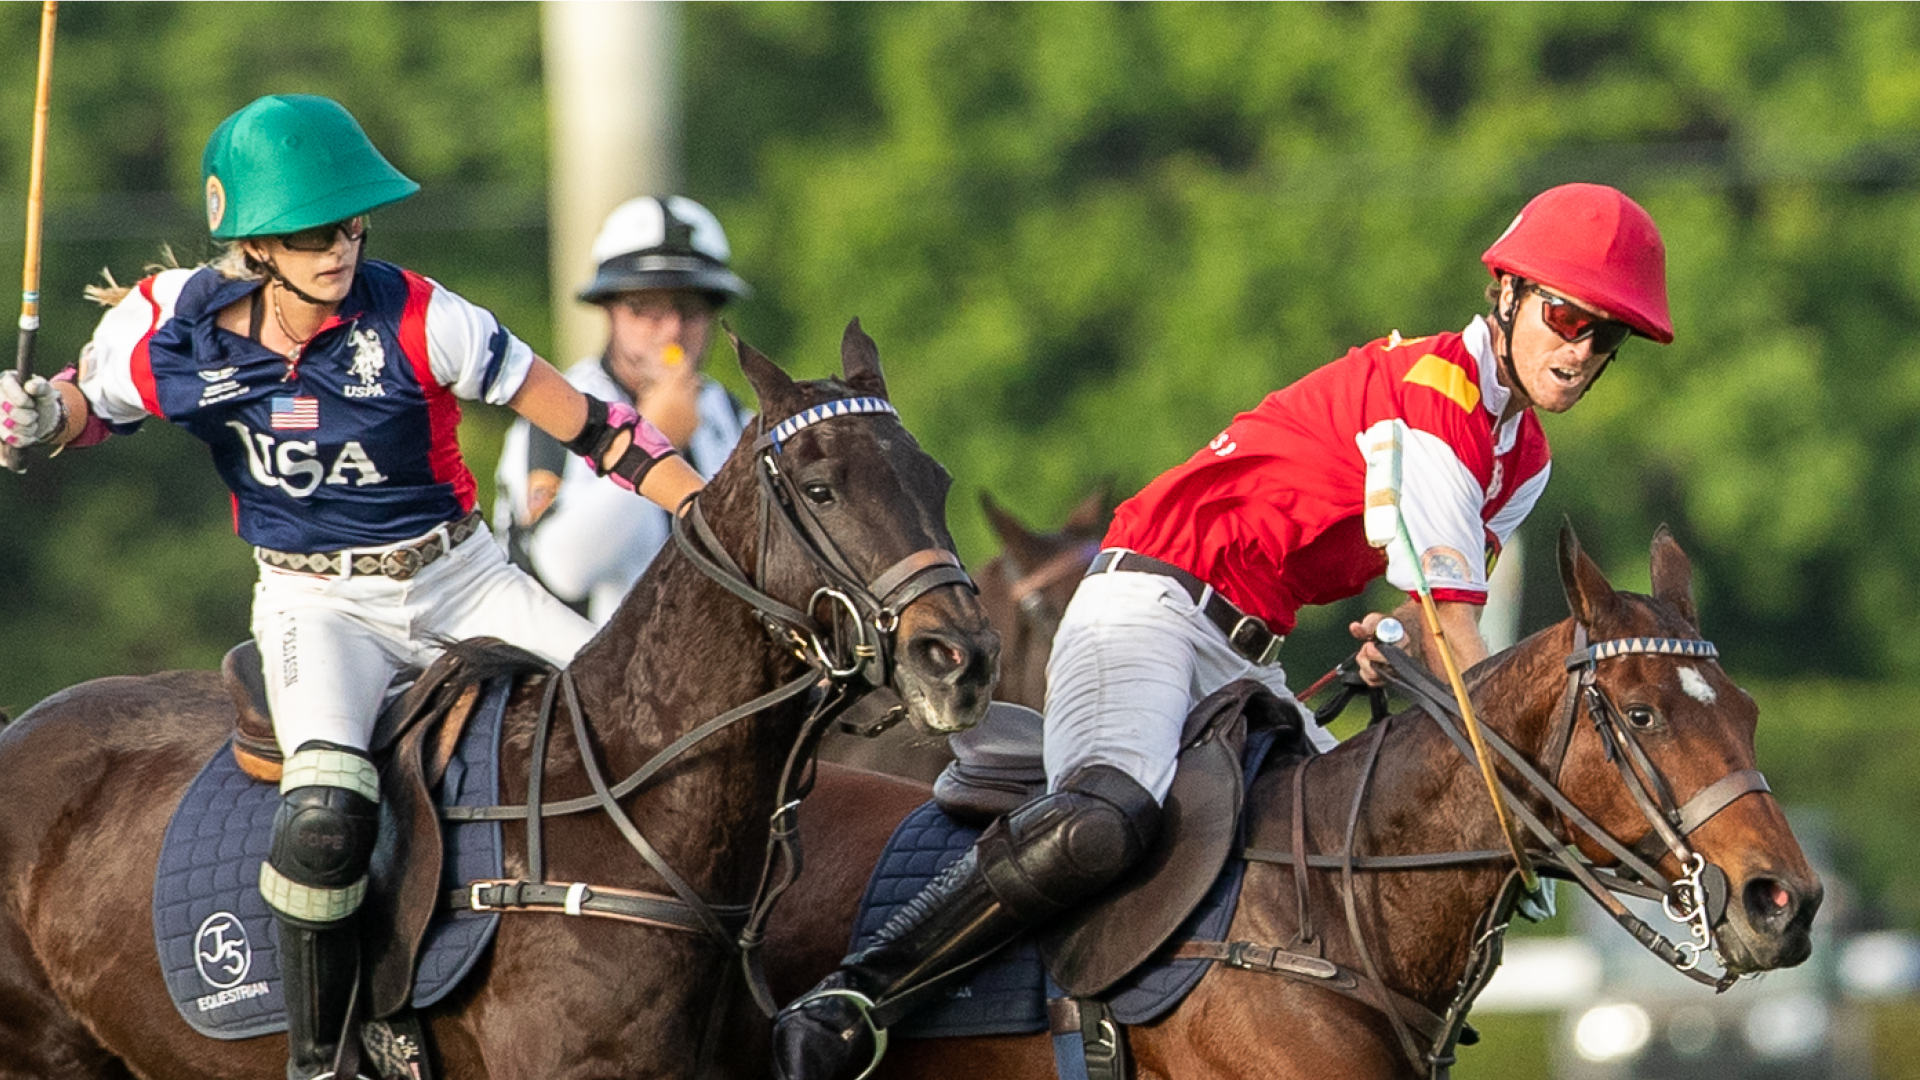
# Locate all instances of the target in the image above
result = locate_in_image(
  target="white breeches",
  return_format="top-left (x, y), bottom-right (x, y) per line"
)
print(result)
top-left (251, 523), bottom-right (596, 755)
top-left (1041, 569), bottom-right (1336, 804)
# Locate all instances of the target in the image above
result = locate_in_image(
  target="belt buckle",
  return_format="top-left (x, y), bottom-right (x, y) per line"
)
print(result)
top-left (1229, 615), bottom-right (1282, 666)
top-left (381, 546), bottom-right (423, 580)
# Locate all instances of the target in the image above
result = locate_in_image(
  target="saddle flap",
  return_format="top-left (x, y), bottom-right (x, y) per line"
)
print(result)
top-left (1040, 679), bottom-right (1280, 998)
top-left (932, 701), bottom-right (1048, 824)
top-left (362, 650), bottom-right (500, 1018)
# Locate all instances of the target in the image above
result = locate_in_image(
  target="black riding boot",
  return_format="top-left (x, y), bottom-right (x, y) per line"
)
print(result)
top-left (773, 764), bottom-right (1160, 1080)
top-left (279, 917), bottom-right (364, 1080)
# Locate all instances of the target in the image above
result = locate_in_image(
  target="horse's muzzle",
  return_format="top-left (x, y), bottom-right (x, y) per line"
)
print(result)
top-left (896, 604), bottom-right (999, 735)
top-left (1720, 867), bottom-right (1822, 973)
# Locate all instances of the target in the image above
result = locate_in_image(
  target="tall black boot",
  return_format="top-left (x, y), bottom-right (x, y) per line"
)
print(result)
top-left (279, 917), bottom-right (364, 1080)
top-left (773, 764), bottom-right (1160, 1080)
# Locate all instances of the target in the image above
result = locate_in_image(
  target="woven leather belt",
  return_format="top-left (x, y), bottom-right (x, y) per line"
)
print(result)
top-left (256, 510), bottom-right (485, 581)
top-left (1087, 548), bottom-right (1284, 666)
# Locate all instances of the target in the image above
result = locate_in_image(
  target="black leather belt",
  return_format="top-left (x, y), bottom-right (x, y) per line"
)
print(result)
top-left (1086, 549), bottom-right (1284, 665)
top-left (256, 510), bottom-right (485, 581)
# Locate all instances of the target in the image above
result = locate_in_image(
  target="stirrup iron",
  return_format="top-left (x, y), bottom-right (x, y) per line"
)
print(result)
top-left (794, 986), bottom-right (890, 1080)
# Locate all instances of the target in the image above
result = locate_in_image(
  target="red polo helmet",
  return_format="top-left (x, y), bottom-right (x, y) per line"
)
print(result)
top-left (1482, 183), bottom-right (1673, 344)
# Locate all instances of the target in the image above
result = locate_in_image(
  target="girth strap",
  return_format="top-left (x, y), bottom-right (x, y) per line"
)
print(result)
top-left (1171, 939), bottom-right (1452, 1050)
top-left (450, 879), bottom-right (752, 935)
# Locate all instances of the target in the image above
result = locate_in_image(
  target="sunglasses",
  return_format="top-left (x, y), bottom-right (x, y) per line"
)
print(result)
top-left (620, 292), bottom-right (716, 320)
top-left (1532, 286), bottom-right (1633, 355)
top-left (278, 216), bottom-right (368, 253)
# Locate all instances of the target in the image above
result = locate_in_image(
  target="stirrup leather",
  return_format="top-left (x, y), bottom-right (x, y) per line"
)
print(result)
top-left (791, 986), bottom-right (890, 1080)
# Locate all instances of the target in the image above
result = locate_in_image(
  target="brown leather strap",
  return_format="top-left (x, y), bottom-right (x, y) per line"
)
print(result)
top-left (450, 879), bottom-right (752, 935)
top-left (1289, 756), bottom-right (1316, 950)
top-left (1673, 767), bottom-right (1770, 836)
top-left (1172, 940), bottom-right (1344, 981)
top-left (1173, 939), bottom-right (1450, 1048)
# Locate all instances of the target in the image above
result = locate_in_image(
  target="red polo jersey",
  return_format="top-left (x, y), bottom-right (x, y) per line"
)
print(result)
top-left (1105, 320), bottom-right (1550, 634)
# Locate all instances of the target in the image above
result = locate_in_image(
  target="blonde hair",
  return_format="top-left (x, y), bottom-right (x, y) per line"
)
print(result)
top-left (83, 242), bottom-right (262, 307)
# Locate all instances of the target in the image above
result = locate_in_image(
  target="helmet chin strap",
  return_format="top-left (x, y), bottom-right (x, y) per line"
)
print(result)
top-left (1492, 275), bottom-right (1527, 408)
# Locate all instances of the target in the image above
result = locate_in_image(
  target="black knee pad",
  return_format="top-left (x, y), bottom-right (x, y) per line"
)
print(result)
top-left (263, 742), bottom-right (379, 925)
top-left (977, 764), bottom-right (1161, 920)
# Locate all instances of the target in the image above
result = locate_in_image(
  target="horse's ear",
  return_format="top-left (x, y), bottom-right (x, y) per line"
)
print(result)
top-left (980, 491), bottom-right (1046, 572)
top-left (1061, 482), bottom-right (1112, 537)
top-left (1557, 520), bottom-right (1618, 629)
top-left (1649, 524), bottom-right (1700, 630)
top-left (730, 325), bottom-right (794, 411)
top-left (841, 318), bottom-right (889, 399)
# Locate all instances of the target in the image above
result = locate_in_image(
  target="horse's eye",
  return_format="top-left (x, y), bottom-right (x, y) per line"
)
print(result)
top-left (1625, 705), bottom-right (1659, 730)
top-left (802, 482), bottom-right (835, 505)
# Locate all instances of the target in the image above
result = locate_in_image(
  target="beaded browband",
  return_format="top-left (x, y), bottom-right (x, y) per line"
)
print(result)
top-left (766, 396), bottom-right (896, 452)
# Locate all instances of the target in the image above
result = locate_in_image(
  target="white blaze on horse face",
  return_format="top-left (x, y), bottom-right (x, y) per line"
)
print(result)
top-left (1678, 666), bottom-right (1717, 705)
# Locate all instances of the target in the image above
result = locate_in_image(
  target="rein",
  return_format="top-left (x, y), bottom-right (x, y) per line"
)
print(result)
top-left (443, 393), bottom-right (976, 1040)
top-left (1225, 625), bottom-right (1775, 1077)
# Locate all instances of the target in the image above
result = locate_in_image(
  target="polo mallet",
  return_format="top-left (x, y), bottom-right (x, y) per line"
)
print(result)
top-left (3, 0), bottom-right (58, 475)
top-left (1363, 419), bottom-right (1537, 891)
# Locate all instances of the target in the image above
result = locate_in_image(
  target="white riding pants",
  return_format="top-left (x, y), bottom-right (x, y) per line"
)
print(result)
top-left (1041, 569), bottom-right (1336, 804)
top-left (251, 522), bottom-right (596, 755)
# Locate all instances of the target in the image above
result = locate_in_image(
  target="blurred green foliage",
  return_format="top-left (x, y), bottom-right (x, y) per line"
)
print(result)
top-left (1, 2), bottom-right (1919, 931)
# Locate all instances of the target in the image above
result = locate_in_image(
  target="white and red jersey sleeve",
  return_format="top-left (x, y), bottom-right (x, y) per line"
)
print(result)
top-left (401, 272), bottom-right (537, 405)
top-left (76, 268), bottom-right (194, 426)
top-left (1369, 318), bottom-right (1549, 603)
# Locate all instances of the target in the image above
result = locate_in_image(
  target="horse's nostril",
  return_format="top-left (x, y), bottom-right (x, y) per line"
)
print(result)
top-left (1745, 877), bottom-right (1795, 925)
top-left (914, 636), bottom-right (968, 677)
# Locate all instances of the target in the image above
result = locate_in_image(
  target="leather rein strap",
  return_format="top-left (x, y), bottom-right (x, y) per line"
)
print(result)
top-left (443, 394), bottom-right (975, 1024)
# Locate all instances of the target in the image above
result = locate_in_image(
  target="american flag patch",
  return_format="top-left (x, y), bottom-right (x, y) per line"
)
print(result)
top-left (271, 396), bottom-right (319, 431)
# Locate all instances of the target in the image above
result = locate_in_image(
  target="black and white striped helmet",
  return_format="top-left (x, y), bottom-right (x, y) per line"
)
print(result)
top-left (577, 195), bottom-right (751, 305)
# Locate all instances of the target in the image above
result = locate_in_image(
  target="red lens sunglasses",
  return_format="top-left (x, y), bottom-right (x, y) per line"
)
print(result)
top-left (1532, 286), bottom-right (1633, 355)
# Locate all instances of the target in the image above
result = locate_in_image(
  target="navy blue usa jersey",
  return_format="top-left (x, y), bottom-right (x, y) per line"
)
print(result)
top-left (78, 260), bottom-right (534, 552)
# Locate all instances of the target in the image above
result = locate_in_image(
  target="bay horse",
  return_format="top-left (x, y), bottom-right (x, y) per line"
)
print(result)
top-left (767, 527), bottom-right (1822, 1079)
top-left (817, 488), bottom-right (1106, 782)
top-left (0, 322), bottom-right (998, 1080)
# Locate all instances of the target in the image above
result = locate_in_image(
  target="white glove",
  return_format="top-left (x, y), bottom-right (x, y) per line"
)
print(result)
top-left (0, 371), bottom-right (64, 449)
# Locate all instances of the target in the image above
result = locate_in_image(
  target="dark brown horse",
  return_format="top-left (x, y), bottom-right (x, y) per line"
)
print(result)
top-left (767, 528), bottom-right (1822, 1079)
top-left (0, 322), bottom-right (998, 1080)
top-left (817, 489), bottom-right (1106, 781)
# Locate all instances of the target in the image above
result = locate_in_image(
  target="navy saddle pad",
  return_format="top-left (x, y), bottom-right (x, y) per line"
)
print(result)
top-left (154, 678), bottom-right (512, 1040)
top-left (851, 728), bottom-right (1276, 1039)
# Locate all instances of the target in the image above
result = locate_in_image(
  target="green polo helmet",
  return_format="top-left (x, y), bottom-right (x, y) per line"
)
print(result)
top-left (201, 94), bottom-right (419, 240)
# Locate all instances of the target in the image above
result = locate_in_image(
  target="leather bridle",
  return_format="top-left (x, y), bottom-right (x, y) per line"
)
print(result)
top-left (1233, 625), bottom-right (1778, 1077)
top-left (444, 393), bottom-right (978, 1060)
